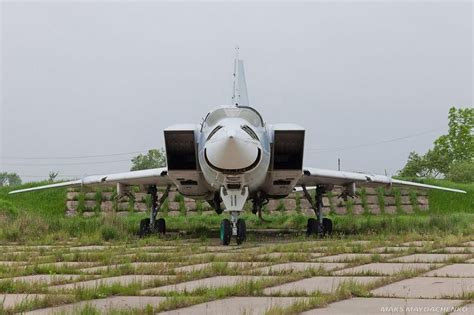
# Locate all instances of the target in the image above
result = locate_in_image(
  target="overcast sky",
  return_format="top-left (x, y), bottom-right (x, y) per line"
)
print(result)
top-left (1, 1), bottom-right (472, 182)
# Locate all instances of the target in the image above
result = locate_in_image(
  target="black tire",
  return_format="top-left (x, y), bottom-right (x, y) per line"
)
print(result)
top-left (322, 218), bottom-right (333, 236)
top-left (306, 218), bottom-right (317, 236)
top-left (139, 218), bottom-right (151, 237)
top-left (220, 219), bottom-right (232, 246)
top-left (236, 218), bottom-right (246, 245)
top-left (156, 218), bottom-right (166, 235)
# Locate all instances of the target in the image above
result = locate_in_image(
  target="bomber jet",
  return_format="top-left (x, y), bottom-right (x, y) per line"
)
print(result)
top-left (10, 53), bottom-right (466, 245)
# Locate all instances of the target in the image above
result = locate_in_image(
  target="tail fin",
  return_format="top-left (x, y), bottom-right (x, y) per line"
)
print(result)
top-left (232, 47), bottom-right (249, 107)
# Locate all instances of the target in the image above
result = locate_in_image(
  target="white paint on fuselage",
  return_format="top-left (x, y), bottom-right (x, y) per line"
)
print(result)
top-left (198, 106), bottom-right (270, 194)
top-left (205, 123), bottom-right (261, 170)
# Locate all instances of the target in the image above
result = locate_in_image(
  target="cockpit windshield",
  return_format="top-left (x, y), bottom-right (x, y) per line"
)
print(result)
top-left (204, 106), bottom-right (264, 128)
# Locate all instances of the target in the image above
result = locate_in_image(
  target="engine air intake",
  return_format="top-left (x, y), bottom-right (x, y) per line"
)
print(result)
top-left (272, 130), bottom-right (305, 170)
top-left (241, 125), bottom-right (259, 141)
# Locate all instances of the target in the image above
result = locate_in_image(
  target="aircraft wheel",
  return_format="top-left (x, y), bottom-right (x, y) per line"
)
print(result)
top-left (236, 218), bottom-right (246, 245)
top-left (322, 218), bottom-right (333, 236)
top-left (306, 218), bottom-right (317, 236)
top-left (139, 218), bottom-right (151, 237)
top-left (156, 218), bottom-right (166, 235)
top-left (220, 219), bottom-right (232, 246)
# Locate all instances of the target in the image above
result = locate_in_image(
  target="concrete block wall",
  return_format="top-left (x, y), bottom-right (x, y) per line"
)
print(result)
top-left (65, 187), bottom-right (429, 217)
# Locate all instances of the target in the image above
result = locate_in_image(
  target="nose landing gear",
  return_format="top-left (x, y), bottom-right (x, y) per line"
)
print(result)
top-left (219, 186), bottom-right (248, 245)
top-left (220, 218), bottom-right (232, 245)
top-left (219, 212), bottom-right (246, 245)
top-left (236, 217), bottom-right (246, 245)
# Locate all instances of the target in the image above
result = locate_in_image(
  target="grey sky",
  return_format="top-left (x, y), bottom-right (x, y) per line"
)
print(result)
top-left (1, 1), bottom-right (472, 182)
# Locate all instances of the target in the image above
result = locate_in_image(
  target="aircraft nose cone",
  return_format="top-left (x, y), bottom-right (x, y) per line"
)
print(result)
top-left (205, 130), bottom-right (260, 170)
top-left (227, 129), bottom-right (236, 139)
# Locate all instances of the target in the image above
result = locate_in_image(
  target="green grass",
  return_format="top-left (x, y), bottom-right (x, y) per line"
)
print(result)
top-left (426, 180), bottom-right (474, 213)
top-left (0, 209), bottom-right (471, 243)
top-left (396, 178), bottom-right (474, 213)
top-left (0, 179), bottom-right (472, 243)
top-left (0, 181), bottom-right (67, 216)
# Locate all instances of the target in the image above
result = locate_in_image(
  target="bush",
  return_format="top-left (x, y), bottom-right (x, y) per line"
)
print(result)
top-left (448, 161), bottom-right (474, 183)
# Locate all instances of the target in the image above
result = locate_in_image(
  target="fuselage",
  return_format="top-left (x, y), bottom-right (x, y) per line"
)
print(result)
top-left (198, 106), bottom-right (271, 194)
top-left (164, 105), bottom-right (304, 201)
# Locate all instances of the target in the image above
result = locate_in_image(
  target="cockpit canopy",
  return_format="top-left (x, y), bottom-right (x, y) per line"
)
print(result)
top-left (203, 106), bottom-right (264, 129)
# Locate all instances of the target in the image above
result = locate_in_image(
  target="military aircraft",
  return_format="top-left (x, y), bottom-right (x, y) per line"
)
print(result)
top-left (10, 52), bottom-right (466, 245)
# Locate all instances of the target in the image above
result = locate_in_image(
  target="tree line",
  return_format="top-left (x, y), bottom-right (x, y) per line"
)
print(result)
top-left (399, 107), bottom-right (473, 183)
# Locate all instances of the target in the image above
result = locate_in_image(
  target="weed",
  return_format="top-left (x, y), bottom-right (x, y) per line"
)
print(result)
top-left (174, 194), bottom-right (184, 203)
top-left (154, 296), bottom-right (208, 313)
top-left (78, 193), bottom-right (86, 214)
top-left (276, 200), bottom-right (285, 212)
top-left (345, 198), bottom-right (354, 215)
top-left (195, 200), bottom-right (204, 215)
top-left (295, 192), bottom-right (301, 213)
top-left (359, 188), bottom-right (369, 214)
top-left (409, 190), bottom-right (420, 213)
top-left (179, 199), bottom-right (186, 216)
top-left (376, 188), bottom-right (385, 214)
top-left (393, 188), bottom-right (403, 214)
top-left (0, 279), bottom-right (48, 294)
top-left (326, 191), bottom-right (336, 214)
top-left (94, 191), bottom-right (103, 214)
top-left (12, 294), bottom-right (76, 313)
top-left (128, 194), bottom-right (136, 213)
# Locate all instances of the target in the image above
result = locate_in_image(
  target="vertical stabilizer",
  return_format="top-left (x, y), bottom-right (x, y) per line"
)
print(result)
top-left (232, 47), bottom-right (249, 107)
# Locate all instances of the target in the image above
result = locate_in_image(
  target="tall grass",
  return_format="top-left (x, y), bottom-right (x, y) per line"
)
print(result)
top-left (0, 210), bottom-right (472, 243)
top-left (0, 181), bottom-right (67, 216)
top-left (396, 178), bottom-right (474, 213)
top-left (334, 213), bottom-right (473, 235)
top-left (425, 180), bottom-right (473, 213)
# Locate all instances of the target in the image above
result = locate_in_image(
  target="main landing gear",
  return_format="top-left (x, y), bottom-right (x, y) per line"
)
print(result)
top-left (302, 185), bottom-right (333, 237)
top-left (219, 186), bottom-right (248, 246)
top-left (138, 185), bottom-right (170, 237)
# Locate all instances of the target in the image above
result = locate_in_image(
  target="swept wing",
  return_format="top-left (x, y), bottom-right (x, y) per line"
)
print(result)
top-left (297, 167), bottom-right (465, 193)
top-left (8, 168), bottom-right (171, 194)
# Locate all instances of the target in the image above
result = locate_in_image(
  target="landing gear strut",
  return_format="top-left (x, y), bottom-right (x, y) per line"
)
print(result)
top-left (208, 192), bottom-right (224, 215)
top-left (302, 185), bottom-right (333, 237)
top-left (252, 191), bottom-right (270, 223)
top-left (138, 185), bottom-right (170, 237)
top-left (219, 186), bottom-right (248, 246)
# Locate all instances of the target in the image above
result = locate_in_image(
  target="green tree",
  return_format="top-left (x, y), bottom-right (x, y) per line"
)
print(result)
top-left (448, 161), bottom-right (474, 183)
top-left (423, 146), bottom-right (450, 177)
top-left (399, 152), bottom-right (426, 177)
top-left (399, 107), bottom-right (473, 179)
top-left (130, 148), bottom-right (167, 171)
top-left (0, 172), bottom-right (22, 187)
top-left (433, 107), bottom-right (473, 164)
